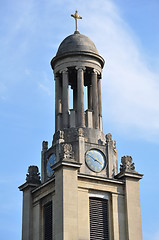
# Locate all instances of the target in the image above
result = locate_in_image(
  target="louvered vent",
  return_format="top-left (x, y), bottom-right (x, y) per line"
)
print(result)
top-left (89, 197), bottom-right (109, 240)
top-left (44, 202), bottom-right (52, 240)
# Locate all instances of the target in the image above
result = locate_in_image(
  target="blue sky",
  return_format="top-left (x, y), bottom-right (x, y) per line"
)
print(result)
top-left (0, 0), bottom-right (159, 239)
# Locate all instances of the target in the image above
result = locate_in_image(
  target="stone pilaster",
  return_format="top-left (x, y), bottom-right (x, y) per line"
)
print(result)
top-left (53, 146), bottom-right (81, 240)
top-left (116, 156), bottom-right (143, 240)
top-left (106, 133), bottom-right (118, 178)
top-left (53, 130), bottom-right (65, 163)
top-left (112, 194), bottom-right (120, 240)
top-left (19, 166), bottom-right (41, 240)
top-left (77, 128), bottom-right (85, 173)
top-left (91, 69), bottom-right (99, 129)
top-left (33, 202), bottom-right (41, 240)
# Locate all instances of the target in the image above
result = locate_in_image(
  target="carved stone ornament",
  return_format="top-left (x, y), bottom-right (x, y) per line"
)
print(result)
top-left (60, 143), bottom-right (74, 160)
top-left (78, 128), bottom-right (84, 137)
top-left (59, 130), bottom-right (64, 139)
top-left (106, 133), bottom-right (112, 142)
top-left (26, 166), bottom-right (41, 184)
top-left (120, 156), bottom-right (135, 173)
top-left (53, 130), bottom-right (64, 143)
top-left (113, 140), bottom-right (117, 154)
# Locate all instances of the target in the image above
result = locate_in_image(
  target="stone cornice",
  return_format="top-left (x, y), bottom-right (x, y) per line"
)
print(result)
top-left (19, 182), bottom-right (40, 191)
top-left (78, 173), bottom-right (124, 185)
top-left (52, 160), bottom-right (82, 172)
top-left (115, 171), bottom-right (143, 181)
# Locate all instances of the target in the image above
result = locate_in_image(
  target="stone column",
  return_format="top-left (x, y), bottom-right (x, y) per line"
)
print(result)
top-left (91, 69), bottom-right (99, 129)
top-left (62, 69), bottom-right (69, 129)
top-left (88, 85), bottom-right (92, 110)
top-left (55, 74), bottom-right (60, 131)
top-left (98, 78), bottom-right (102, 116)
top-left (76, 67), bottom-right (85, 127)
top-left (73, 87), bottom-right (77, 111)
top-left (98, 78), bottom-right (103, 131)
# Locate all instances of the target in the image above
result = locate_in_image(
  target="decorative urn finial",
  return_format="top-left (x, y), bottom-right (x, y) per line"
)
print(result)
top-left (120, 156), bottom-right (136, 173)
top-left (26, 165), bottom-right (41, 184)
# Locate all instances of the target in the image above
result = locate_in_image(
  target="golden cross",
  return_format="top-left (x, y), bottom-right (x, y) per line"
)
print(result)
top-left (71, 10), bottom-right (82, 33)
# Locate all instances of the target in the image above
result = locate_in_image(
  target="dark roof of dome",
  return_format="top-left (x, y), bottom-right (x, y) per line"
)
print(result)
top-left (56, 32), bottom-right (99, 56)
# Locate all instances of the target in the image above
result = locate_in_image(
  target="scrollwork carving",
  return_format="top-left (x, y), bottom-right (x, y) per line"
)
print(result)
top-left (113, 140), bottom-right (117, 154)
top-left (78, 128), bottom-right (84, 137)
top-left (60, 143), bottom-right (74, 160)
top-left (53, 130), bottom-right (65, 143)
top-left (106, 133), bottom-right (112, 142)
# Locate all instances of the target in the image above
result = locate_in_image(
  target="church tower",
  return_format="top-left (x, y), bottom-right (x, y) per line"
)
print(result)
top-left (19, 11), bottom-right (143, 240)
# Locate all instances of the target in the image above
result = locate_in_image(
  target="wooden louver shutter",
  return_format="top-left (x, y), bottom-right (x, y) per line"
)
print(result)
top-left (89, 197), bottom-right (109, 240)
top-left (44, 202), bottom-right (52, 240)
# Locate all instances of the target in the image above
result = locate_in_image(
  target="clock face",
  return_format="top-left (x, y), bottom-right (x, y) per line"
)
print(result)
top-left (85, 149), bottom-right (105, 173)
top-left (47, 153), bottom-right (56, 178)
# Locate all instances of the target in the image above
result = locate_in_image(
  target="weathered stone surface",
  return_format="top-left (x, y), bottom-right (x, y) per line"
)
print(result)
top-left (60, 143), bottom-right (74, 161)
top-left (56, 33), bottom-right (99, 56)
top-left (106, 133), bottom-right (118, 178)
top-left (20, 25), bottom-right (143, 240)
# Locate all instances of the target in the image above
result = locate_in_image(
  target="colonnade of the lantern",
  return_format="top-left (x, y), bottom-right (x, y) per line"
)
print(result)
top-left (54, 67), bottom-right (103, 132)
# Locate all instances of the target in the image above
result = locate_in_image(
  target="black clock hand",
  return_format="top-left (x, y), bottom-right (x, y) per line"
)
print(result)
top-left (87, 154), bottom-right (102, 165)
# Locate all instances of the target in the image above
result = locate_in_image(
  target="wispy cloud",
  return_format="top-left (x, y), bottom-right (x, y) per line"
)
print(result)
top-left (75, 0), bottom-right (159, 141)
top-left (154, 231), bottom-right (159, 240)
top-left (38, 72), bottom-right (53, 96)
top-left (1, 0), bottom-right (159, 142)
top-left (38, 82), bottom-right (51, 96)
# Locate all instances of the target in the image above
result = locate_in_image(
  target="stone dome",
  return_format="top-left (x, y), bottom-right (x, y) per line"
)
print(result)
top-left (51, 32), bottom-right (104, 70)
top-left (56, 33), bottom-right (99, 57)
